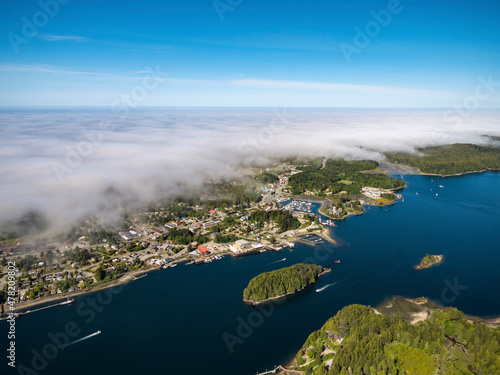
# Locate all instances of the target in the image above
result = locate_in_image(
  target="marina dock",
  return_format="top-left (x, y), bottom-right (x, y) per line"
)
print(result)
top-left (295, 235), bottom-right (325, 246)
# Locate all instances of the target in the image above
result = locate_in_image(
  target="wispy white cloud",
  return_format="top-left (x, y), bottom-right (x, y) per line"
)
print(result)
top-left (0, 64), bottom-right (105, 76)
top-left (229, 79), bottom-right (452, 97)
top-left (0, 64), bottom-right (169, 81)
top-left (39, 34), bottom-right (88, 42)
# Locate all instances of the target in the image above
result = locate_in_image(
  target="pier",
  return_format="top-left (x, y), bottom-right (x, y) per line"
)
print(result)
top-left (232, 248), bottom-right (266, 257)
top-left (265, 245), bottom-right (284, 252)
top-left (0, 300), bottom-right (65, 320)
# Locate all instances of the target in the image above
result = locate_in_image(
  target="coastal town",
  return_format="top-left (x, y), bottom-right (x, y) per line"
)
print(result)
top-left (0, 159), bottom-right (404, 314)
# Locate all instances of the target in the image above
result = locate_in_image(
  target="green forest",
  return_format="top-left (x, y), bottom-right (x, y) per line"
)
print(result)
top-left (386, 143), bottom-right (500, 175)
top-left (256, 172), bottom-right (279, 183)
top-left (203, 182), bottom-right (262, 209)
top-left (249, 209), bottom-right (301, 233)
top-left (243, 263), bottom-right (325, 302)
top-left (293, 304), bottom-right (500, 375)
top-left (288, 160), bottom-right (404, 195)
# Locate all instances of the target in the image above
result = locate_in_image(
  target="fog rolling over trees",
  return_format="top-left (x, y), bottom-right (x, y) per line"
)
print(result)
top-left (1, 108), bottom-right (499, 235)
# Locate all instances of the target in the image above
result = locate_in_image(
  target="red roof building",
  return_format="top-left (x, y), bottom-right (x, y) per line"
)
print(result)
top-left (198, 245), bottom-right (209, 254)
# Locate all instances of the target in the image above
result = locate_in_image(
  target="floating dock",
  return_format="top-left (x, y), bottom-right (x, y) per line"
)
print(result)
top-left (296, 235), bottom-right (325, 246)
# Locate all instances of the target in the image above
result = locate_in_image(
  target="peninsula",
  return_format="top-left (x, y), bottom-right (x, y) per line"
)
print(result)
top-left (243, 263), bottom-right (329, 305)
top-left (415, 254), bottom-right (444, 270)
top-left (385, 143), bottom-right (500, 176)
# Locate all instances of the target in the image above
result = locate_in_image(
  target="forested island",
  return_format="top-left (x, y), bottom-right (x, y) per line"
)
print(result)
top-left (243, 263), bottom-right (328, 305)
top-left (386, 143), bottom-right (500, 176)
top-left (286, 303), bottom-right (500, 375)
top-left (416, 254), bottom-right (444, 270)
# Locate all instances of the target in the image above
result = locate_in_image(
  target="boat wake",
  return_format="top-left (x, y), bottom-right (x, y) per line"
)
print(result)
top-left (268, 258), bottom-right (286, 265)
top-left (59, 331), bottom-right (101, 349)
top-left (315, 281), bottom-right (339, 293)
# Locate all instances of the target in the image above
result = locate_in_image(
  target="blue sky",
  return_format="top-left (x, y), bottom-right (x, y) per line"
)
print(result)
top-left (1, 0), bottom-right (500, 107)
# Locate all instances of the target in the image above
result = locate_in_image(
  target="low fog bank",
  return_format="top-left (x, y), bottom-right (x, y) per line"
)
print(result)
top-left (1, 108), bottom-right (499, 237)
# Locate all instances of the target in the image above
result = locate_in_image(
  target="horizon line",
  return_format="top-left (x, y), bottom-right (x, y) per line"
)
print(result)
top-left (1, 106), bottom-right (500, 110)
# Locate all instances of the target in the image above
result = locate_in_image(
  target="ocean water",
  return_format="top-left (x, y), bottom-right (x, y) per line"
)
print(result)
top-left (3, 172), bottom-right (500, 375)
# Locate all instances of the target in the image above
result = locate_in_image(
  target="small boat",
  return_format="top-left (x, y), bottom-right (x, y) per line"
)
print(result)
top-left (186, 261), bottom-right (194, 265)
top-left (60, 299), bottom-right (75, 306)
top-left (96, 330), bottom-right (101, 334)
top-left (170, 263), bottom-right (177, 268)
top-left (439, 185), bottom-right (444, 188)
